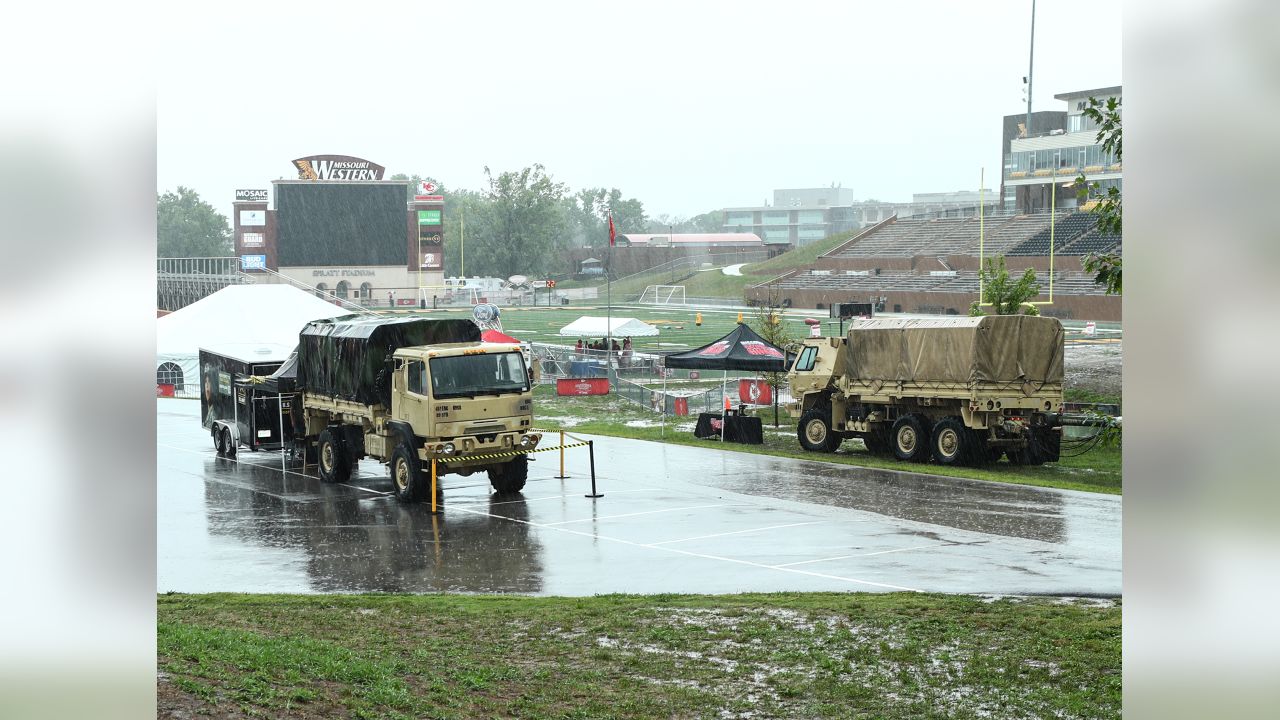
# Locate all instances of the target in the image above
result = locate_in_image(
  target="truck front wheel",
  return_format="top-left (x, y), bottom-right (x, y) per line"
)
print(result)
top-left (489, 454), bottom-right (528, 495)
top-left (390, 443), bottom-right (426, 503)
top-left (891, 414), bottom-right (931, 463)
top-left (317, 428), bottom-right (351, 484)
top-left (798, 409), bottom-right (841, 453)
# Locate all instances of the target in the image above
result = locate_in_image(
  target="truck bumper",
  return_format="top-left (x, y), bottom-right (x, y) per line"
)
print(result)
top-left (423, 431), bottom-right (541, 466)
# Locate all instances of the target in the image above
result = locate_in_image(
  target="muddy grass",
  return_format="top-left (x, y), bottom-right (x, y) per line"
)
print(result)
top-left (158, 593), bottom-right (1120, 720)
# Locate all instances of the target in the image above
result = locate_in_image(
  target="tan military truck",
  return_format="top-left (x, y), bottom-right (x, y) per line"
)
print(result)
top-left (293, 316), bottom-right (540, 501)
top-left (788, 315), bottom-right (1064, 466)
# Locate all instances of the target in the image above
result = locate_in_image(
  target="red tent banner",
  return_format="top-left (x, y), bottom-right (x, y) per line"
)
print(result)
top-left (608, 215), bottom-right (616, 246)
top-left (738, 379), bottom-right (772, 405)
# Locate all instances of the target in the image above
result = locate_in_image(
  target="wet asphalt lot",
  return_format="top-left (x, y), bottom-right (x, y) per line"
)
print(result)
top-left (157, 399), bottom-right (1120, 596)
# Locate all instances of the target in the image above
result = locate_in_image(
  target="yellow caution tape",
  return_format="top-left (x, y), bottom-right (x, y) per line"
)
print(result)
top-left (447, 441), bottom-right (590, 462)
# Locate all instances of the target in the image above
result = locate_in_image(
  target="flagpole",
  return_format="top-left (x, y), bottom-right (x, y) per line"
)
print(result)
top-left (607, 215), bottom-right (614, 372)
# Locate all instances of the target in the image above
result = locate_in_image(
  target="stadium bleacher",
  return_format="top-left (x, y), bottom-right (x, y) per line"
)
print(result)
top-left (1007, 212), bottom-right (1099, 256)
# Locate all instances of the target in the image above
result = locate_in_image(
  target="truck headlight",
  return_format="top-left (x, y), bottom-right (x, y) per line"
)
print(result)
top-left (520, 435), bottom-right (531, 447)
top-left (442, 442), bottom-right (456, 455)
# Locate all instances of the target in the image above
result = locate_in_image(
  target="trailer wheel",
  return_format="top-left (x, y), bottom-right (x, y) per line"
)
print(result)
top-left (390, 443), bottom-right (425, 503)
top-left (489, 454), bottom-right (528, 495)
top-left (317, 428), bottom-right (351, 484)
top-left (798, 409), bottom-right (841, 452)
top-left (213, 426), bottom-right (226, 455)
top-left (930, 417), bottom-right (969, 465)
top-left (222, 427), bottom-right (237, 458)
top-left (891, 414), bottom-right (930, 462)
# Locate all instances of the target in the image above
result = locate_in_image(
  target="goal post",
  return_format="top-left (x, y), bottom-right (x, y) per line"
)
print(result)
top-left (639, 284), bottom-right (687, 305)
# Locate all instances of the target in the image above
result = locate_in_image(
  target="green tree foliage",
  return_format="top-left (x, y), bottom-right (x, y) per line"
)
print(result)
top-left (566, 187), bottom-right (648, 248)
top-left (969, 256), bottom-right (1041, 316)
top-left (1075, 97), bottom-right (1122, 295)
top-left (157, 187), bottom-right (232, 257)
top-left (751, 288), bottom-right (798, 426)
top-left (467, 164), bottom-right (569, 279)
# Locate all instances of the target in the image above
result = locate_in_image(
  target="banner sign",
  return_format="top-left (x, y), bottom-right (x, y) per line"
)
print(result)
top-left (235, 189), bottom-right (269, 202)
top-left (239, 210), bottom-right (266, 226)
top-left (419, 251), bottom-right (442, 270)
top-left (240, 255), bottom-right (267, 270)
top-left (417, 209), bottom-right (442, 225)
top-left (292, 155), bottom-right (386, 181)
top-left (738, 379), bottom-right (773, 405)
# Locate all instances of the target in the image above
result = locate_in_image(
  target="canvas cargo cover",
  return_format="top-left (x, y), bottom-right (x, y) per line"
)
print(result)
top-left (298, 315), bottom-right (480, 404)
top-left (843, 315), bottom-right (1064, 386)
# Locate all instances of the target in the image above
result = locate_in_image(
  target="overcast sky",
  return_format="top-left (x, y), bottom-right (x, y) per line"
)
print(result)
top-left (157, 0), bottom-right (1121, 221)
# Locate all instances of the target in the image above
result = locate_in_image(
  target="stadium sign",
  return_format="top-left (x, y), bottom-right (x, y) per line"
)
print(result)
top-left (292, 155), bottom-right (386, 181)
top-left (235, 189), bottom-right (269, 202)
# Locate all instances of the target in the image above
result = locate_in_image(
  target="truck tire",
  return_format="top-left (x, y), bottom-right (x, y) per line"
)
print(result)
top-left (489, 454), bottom-right (528, 495)
top-left (798, 409), bottom-right (841, 453)
top-left (213, 426), bottom-right (226, 455)
top-left (390, 442), bottom-right (426, 503)
top-left (891, 414), bottom-right (931, 463)
top-left (930, 417), bottom-right (970, 466)
top-left (317, 428), bottom-right (351, 484)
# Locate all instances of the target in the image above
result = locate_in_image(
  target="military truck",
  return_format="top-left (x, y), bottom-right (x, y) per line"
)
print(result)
top-left (788, 315), bottom-right (1064, 466)
top-left (293, 315), bottom-right (540, 501)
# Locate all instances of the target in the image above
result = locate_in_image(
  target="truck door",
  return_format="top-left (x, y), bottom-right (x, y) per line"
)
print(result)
top-left (398, 359), bottom-right (430, 426)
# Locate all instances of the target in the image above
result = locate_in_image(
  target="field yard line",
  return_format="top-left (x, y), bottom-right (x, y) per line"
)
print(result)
top-left (773, 541), bottom-right (982, 568)
top-left (648, 520), bottom-right (828, 546)
top-left (443, 503), bottom-right (921, 592)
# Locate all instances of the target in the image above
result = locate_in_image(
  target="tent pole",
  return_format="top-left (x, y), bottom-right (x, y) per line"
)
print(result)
top-left (721, 370), bottom-right (726, 442)
top-left (661, 362), bottom-right (666, 438)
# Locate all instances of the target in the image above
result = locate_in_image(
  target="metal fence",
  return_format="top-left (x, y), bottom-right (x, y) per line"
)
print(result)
top-left (157, 257), bottom-right (247, 311)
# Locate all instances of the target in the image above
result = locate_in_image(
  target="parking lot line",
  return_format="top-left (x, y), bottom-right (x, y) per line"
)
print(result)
top-left (648, 521), bottom-right (828, 546)
top-left (444, 503), bottom-right (921, 593)
top-left (542, 503), bottom-right (733, 526)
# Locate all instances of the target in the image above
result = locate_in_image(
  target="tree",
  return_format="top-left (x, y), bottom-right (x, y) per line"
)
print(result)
top-left (969, 256), bottom-right (1041, 316)
top-left (157, 187), bottom-right (232, 257)
top-left (466, 164), bottom-right (569, 279)
top-left (565, 187), bottom-right (648, 249)
top-left (750, 288), bottom-right (798, 427)
top-left (1075, 96), bottom-right (1123, 295)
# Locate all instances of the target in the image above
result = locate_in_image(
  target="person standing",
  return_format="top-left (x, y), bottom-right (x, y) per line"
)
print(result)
top-left (388, 290), bottom-right (395, 308)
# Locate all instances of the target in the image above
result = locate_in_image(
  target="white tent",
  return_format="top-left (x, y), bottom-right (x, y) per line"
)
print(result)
top-left (557, 316), bottom-right (659, 337)
top-left (157, 285), bottom-right (348, 397)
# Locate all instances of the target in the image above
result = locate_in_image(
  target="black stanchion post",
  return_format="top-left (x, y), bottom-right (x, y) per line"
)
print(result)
top-left (585, 440), bottom-right (603, 498)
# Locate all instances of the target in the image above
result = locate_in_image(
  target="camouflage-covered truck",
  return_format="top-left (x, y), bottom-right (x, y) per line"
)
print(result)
top-left (294, 315), bottom-right (540, 500)
top-left (788, 315), bottom-right (1064, 466)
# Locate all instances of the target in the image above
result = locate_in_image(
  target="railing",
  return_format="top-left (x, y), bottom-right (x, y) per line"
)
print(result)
top-left (243, 266), bottom-right (376, 316)
top-left (157, 257), bottom-right (248, 311)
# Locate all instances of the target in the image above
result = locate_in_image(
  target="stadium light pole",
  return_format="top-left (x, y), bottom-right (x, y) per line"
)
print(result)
top-left (1025, 0), bottom-right (1036, 137)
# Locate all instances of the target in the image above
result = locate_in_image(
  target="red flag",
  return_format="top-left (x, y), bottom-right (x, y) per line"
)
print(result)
top-left (608, 215), bottom-right (616, 246)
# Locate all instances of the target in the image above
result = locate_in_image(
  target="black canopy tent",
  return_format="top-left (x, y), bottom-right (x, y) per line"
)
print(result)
top-left (662, 323), bottom-right (794, 438)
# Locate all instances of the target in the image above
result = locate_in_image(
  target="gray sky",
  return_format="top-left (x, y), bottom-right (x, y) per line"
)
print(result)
top-left (158, 0), bottom-right (1121, 222)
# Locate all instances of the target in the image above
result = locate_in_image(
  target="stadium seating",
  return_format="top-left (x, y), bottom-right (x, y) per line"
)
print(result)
top-left (1006, 212), bottom-right (1098, 255)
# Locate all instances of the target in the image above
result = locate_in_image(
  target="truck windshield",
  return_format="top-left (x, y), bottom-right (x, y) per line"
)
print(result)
top-left (429, 352), bottom-right (528, 399)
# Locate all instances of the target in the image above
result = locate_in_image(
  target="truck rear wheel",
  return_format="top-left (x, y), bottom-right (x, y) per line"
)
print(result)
top-left (317, 428), bottom-right (351, 484)
top-left (390, 443), bottom-right (426, 503)
top-left (489, 454), bottom-right (528, 495)
top-left (930, 417), bottom-right (970, 466)
top-left (891, 414), bottom-right (931, 463)
top-left (798, 409), bottom-right (841, 453)
top-left (213, 426), bottom-right (226, 455)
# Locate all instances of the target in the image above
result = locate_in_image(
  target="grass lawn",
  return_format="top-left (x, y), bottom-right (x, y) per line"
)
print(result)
top-left (159, 592), bottom-right (1120, 719)
top-left (533, 386), bottom-right (1122, 495)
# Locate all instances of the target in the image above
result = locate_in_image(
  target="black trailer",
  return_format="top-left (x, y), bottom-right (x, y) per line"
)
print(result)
top-left (199, 343), bottom-right (297, 457)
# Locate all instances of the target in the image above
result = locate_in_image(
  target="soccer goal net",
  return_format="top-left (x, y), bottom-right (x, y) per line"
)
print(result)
top-left (639, 284), bottom-right (686, 305)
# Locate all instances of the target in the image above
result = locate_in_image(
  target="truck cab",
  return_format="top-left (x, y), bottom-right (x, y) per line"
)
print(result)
top-left (382, 342), bottom-right (540, 498)
top-left (787, 336), bottom-right (847, 415)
